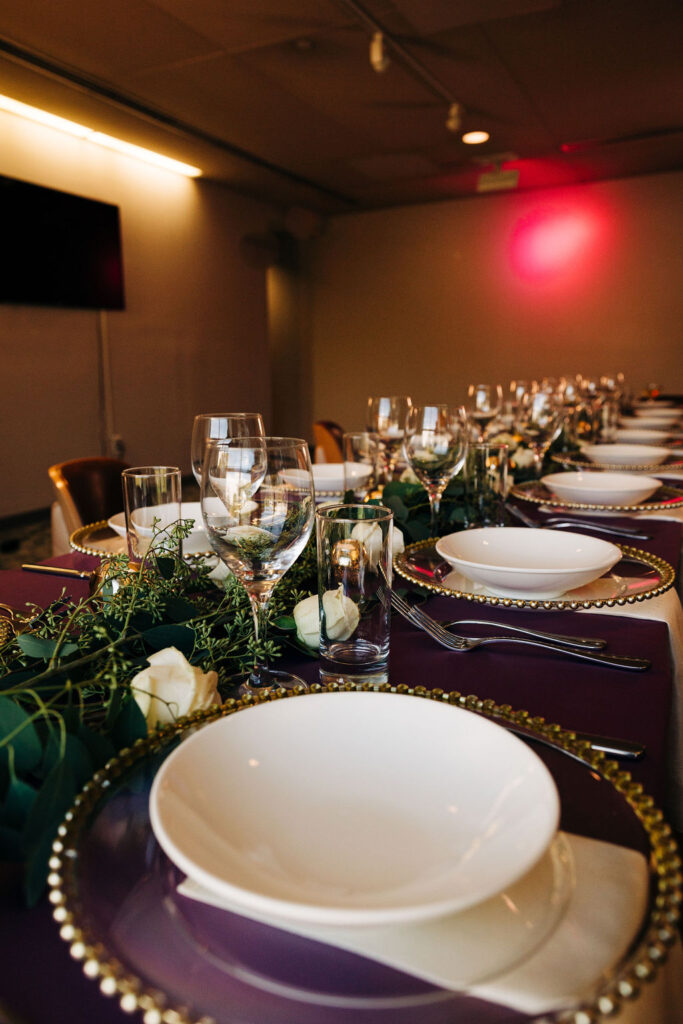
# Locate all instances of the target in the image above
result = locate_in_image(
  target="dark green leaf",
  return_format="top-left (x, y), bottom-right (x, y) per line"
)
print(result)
top-left (273, 615), bottom-right (296, 631)
top-left (75, 725), bottom-right (117, 770)
top-left (41, 733), bottom-right (94, 790)
top-left (143, 624), bottom-right (195, 656)
top-left (0, 824), bottom-right (25, 861)
top-left (15, 634), bottom-right (59, 659)
top-left (23, 758), bottom-right (78, 905)
top-left (0, 696), bottom-right (42, 773)
top-left (108, 698), bottom-right (148, 749)
top-left (164, 596), bottom-right (199, 622)
top-left (0, 669), bottom-right (34, 692)
top-left (1, 753), bottom-right (38, 830)
top-left (155, 557), bottom-right (176, 580)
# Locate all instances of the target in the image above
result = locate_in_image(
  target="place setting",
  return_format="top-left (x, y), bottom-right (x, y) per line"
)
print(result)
top-left (48, 683), bottom-right (674, 1024)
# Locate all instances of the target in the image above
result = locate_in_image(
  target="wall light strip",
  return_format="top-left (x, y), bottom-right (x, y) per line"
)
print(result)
top-left (0, 93), bottom-right (202, 177)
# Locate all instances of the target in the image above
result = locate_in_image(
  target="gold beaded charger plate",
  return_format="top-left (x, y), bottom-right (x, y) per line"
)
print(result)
top-left (394, 540), bottom-right (675, 610)
top-left (551, 452), bottom-right (683, 474)
top-left (510, 480), bottom-right (683, 513)
top-left (48, 685), bottom-right (681, 1024)
top-left (70, 521), bottom-right (213, 559)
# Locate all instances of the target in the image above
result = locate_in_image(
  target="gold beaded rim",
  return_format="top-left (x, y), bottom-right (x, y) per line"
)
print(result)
top-left (69, 520), bottom-right (213, 559)
top-left (551, 452), bottom-right (683, 474)
top-left (48, 684), bottom-right (681, 1024)
top-left (510, 479), bottom-right (683, 512)
top-left (394, 539), bottom-right (675, 610)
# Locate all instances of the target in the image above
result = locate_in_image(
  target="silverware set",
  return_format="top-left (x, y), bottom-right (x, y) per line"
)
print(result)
top-left (506, 502), bottom-right (652, 541)
top-left (389, 590), bottom-right (650, 672)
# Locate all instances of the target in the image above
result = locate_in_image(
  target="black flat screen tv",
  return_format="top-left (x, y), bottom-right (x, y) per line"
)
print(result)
top-left (0, 174), bottom-right (125, 310)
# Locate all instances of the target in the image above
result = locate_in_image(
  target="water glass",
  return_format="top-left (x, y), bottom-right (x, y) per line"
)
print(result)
top-left (463, 444), bottom-right (509, 528)
top-left (122, 466), bottom-right (182, 564)
top-left (343, 431), bottom-right (380, 501)
top-left (191, 412), bottom-right (265, 485)
top-left (316, 504), bottom-right (393, 684)
top-left (366, 395), bottom-right (412, 486)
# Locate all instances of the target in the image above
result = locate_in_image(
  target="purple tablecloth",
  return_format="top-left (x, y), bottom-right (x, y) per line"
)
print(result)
top-left (0, 524), bottom-right (680, 1024)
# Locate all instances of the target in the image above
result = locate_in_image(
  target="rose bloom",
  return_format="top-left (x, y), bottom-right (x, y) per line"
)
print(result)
top-left (131, 647), bottom-right (220, 728)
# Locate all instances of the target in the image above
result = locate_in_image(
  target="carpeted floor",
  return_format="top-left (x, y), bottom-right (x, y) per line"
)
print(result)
top-left (0, 510), bottom-right (52, 570)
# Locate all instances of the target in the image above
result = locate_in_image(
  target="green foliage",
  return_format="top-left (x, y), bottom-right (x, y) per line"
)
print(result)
top-left (0, 531), bottom-right (320, 903)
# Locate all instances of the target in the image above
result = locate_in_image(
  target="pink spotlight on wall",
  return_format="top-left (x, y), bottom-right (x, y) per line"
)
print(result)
top-left (509, 205), bottom-right (600, 283)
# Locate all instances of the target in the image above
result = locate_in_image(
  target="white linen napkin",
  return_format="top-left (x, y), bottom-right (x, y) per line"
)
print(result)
top-left (177, 832), bottom-right (647, 1017)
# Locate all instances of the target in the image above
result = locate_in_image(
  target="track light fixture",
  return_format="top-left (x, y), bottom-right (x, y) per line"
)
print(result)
top-left (370, 31), bottom-right (390, 73)
top-left (446, 102), bottom-right (463, 133)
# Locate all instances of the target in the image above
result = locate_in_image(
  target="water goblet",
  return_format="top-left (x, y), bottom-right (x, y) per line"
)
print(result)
top-left (514, 390), bottom-right (564, 476)
top-left (200, 436), bottom-right (315, 693)
top-left (404, 405), bottom-right (468, 535)
top-left (465, 384), bottom-right (504, 441)
top-left (191, 412), bottom-right (265, 485)
top-left (366, 395), bottom-right (412, 486)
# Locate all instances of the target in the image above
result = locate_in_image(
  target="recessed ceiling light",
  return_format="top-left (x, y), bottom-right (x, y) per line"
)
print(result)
top-left (462, 131), bottom-right (490, 145)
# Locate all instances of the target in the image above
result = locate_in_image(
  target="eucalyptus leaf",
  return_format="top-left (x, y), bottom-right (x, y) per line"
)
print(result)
top-left (0, 696), bottom-right (42, 773)
top-left (1, 757), bottom-right (38, 830)
top-left (75, 725), bottom-right (117, 769)
top-left (164, 596), bottom-right (199, 622)
top-left (143, 624), bottom-right (195, 655)
top-left (41, 733), bottom-right (94, 790)
top-left (108, 697), bottom-right (148, 748)
top-left (273, 615), bottom-right (296, 631)
top-left (0, 823), bottom-right (25, 862)
top-left (156, 557), bottom-right (176, 580)
top-left (23, 758), bottom-right (78, 905)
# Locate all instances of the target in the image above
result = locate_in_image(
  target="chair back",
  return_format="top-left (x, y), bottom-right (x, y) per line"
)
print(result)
top-left (313, 421), bottom-right (344, 463)
top-left (48, 457), bottom-right (130, 536)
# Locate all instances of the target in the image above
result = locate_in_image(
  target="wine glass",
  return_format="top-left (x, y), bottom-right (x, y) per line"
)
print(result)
top-left (200, 436), bottom-right (315, 693)
top-left (366, 395), bottom-right (412, 485)
top-left (404, 405), bottom-right (468, 535)
top-left (514, 390), bottom-right (564, 476)
top-left (464, 384), bottom-right (503, 441)
top-left (191, 412), bottom-right (265, 485)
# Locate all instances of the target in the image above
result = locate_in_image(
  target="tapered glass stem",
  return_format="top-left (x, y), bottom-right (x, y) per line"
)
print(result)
top-left (248, 586), bottom-right (274, 681)
top-left (428, 491), bottom-right (442, 534)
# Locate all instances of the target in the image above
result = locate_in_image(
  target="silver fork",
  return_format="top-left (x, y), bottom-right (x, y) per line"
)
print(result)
top-left (506, 502), bottom-right (651, 541)
top-left (390, 591), bottom-right (650, 671)
top-left (393, 592), bottom-right (606, 650)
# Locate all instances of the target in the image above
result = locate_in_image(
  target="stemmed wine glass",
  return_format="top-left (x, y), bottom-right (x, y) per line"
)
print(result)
top-left (191, 412), bottom-right (265, 485)
top-left (464, 384), bottom-right (504, 441)
top-left (404, 405), bottom-right (468, 535)
top-left (200, 436), bottom-right (315, 692)
top-left (514, 389), bottom-right (564, 476)
top-left (366, 395), bottom-right (412, 486)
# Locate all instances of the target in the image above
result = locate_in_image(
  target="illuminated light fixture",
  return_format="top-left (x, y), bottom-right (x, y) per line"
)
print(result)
top-left (0, 93), bottom-right (202, 177)
top-left (445, 102), bottom-right (463, 133)
top-left (462, 130), bottom-right (490, 145)
top-left (370, 31), bottom-right (390, 73)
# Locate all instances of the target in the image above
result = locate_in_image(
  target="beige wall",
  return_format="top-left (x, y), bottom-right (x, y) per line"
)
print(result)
top-left (308, 172), bottom-right (683, 432)
top-left (1, 111), bottom-right (275, 517)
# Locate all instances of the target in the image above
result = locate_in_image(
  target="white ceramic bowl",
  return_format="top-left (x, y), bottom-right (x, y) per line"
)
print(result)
top-left (150, 691), bottom-right (559, 928)
top-left (615, 428), bottom-right (671, 444)
top-left (633, 408), bottom-right (680, 422)
top-left (108, 501), bottom-right (209, 555)
top-left (541, 471), bottom-right (661, 506)
top-left (282, 463), bottom-right (372, 496)
top-left (621, 414), bottom-right (679, 429)
top-left (435, 527), bottom-right (621, 599)
top-left (581, 443), bottom-right (672, 467)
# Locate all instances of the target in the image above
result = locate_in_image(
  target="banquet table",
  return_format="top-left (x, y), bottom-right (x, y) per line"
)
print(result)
top-left (1, 514), bottom-right (682, 1024)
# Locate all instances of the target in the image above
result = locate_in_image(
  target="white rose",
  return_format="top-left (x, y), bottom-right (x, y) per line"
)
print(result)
top-left (292, 587), bottom-right (360, 648)
top-left (511, 447), bottom-right (536, 469)
top-left (132, 647), bottom-right (220, 728)
top-left (323, 585), bottom-right (360, 641)
top-left (350, 520), bottom-right (400, 568)
top-left (350, 521), bottom-right (383, 569)
top-left (399, 466), bottom-right (421, 485)
top-left (293, 593), bottom-right (321, 648)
